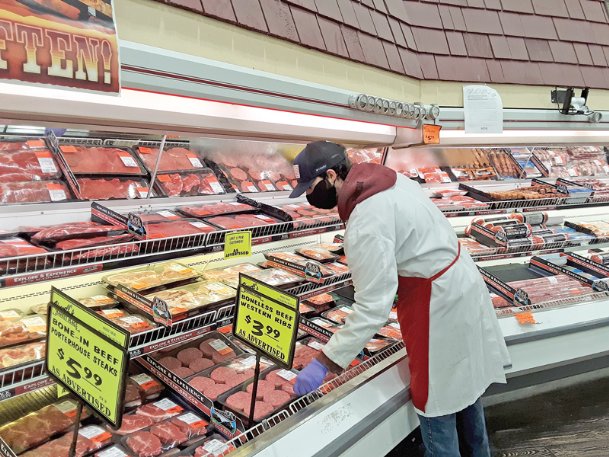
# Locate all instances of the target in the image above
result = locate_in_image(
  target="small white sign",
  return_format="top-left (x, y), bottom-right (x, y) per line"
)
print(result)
top-left (463, 85), bottom-right (503, 134)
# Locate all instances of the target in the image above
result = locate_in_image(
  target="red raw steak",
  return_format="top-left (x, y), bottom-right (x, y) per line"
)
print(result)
top-left (137, 146), bottom-right (202, 172)
top-left (32, 222), bottom-right (124, 244)
top-left (0, 181), bottom-right (70, 204)
top-left (114, 413), bottom-right (155, 435)
top-left (77, 178), bottom-right (148, 200)
top-left (0, 150), bottom-right (61, 180)
top-left (60, 146), bottom-right (144, 175)
top-left (145, 220), bottom-right (215, 239)
top-left (125, 431), bottom-right (163, 457)
top-left (150, 421), bottom-right (188, 446)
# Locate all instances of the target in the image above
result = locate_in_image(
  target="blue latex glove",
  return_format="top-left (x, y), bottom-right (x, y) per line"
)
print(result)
top-left (295, 359), bottom-right (328, 396)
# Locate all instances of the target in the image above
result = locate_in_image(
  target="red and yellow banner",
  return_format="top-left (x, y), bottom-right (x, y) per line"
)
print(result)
top-left (0, 0), bottom-right (120, 93)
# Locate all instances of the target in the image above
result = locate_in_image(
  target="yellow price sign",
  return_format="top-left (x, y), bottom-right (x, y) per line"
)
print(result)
top-left (56, 384), bottom-right (69, 398)
top-left (233, 275), bottom-right (300, 368)
top-left (46, 289), bottom-right (130, 427)
top-left (224, 231), bottom-right (252, 260)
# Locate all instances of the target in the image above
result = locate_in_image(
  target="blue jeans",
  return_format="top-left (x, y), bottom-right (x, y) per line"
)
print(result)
top-left (417, 398), bottom-right (491, 457)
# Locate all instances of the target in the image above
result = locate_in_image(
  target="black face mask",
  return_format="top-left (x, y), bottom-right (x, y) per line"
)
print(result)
top-left (306, 178), bottom-right (337, 209)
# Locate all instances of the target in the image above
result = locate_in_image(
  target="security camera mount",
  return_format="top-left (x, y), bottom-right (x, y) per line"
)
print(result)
top-left (551, 87), bottom-right (590, 115)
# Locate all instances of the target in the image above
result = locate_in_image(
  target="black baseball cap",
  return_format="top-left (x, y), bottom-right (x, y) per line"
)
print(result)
top-left (289, 141), bottom-right (347, 198)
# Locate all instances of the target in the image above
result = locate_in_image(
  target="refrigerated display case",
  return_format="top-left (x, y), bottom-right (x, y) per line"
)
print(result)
top-left (1, 48), bottom-right (609, 456)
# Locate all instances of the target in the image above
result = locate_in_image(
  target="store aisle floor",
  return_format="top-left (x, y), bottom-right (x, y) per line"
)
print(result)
top-left (486, 375), bottom-right (609, 456)
top-left (387, 375), bottom-right (609, 456)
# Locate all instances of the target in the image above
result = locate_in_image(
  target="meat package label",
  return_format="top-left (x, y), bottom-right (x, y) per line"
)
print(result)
top-left (46, 288), bottom-right (130, 428)
top-left (233, 275), bottom-right (300, 368)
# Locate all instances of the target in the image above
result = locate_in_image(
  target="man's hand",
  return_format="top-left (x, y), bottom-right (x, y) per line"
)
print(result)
top-left (294, 359), bottom-right (328, 396)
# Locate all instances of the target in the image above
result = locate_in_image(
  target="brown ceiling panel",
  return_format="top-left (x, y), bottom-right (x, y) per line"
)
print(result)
top-left (159, 0), bottom-right (609, 89)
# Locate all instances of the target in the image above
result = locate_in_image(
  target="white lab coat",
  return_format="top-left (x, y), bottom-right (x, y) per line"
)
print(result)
top-left (323, 174), bottom-right (510, 417)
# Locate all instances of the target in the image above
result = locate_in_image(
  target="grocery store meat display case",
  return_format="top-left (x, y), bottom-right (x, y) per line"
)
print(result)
top-left (1, 52), bottom-right (609, 455)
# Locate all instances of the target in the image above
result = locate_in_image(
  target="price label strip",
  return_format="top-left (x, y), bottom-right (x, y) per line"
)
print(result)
top-left (224, 231), bottom-right (252, 260)
top-left (233, 274), bottom-right (300, 368)
top-left (46, 288), bottom-right (130, 428)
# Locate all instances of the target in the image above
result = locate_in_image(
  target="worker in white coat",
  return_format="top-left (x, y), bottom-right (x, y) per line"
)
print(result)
top-left (290, 141), bottom-right (511, 456)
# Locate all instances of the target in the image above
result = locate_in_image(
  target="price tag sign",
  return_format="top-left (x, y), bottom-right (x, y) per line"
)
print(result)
top-left (46, 288), bottom-right (129, 427)
top-left (515, 311), bottom-right (537, 325)
top-left (224, 231), bottom-right (252, 260)
top-left (233, 274), bottom-right (300, 368)
top-left (422, 124), bottom-right (442, 145)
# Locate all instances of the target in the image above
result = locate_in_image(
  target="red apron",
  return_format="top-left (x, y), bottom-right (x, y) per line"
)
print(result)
top-left (396, 244), bottom-right (461, 413)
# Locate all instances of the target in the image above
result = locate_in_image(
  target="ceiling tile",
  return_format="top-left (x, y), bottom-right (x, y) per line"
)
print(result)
top-left (520, 15), bottom-right (557, 39)
top-left (260, 0), bottom-right (299, 41)
top-left (563, 0), bottom-right (585, 19)
top-left (411, 27), bottom-right (450, 54)
top-left (398, 47), bottom-right (424, 78)
top-left (581, 0), bottom-right (607, 22)
top-left (202, 0), bottom-right (235, 20)
top-left (489, 35), bottom-right (511, 58)
top-left (318, 17), bottom-right (349, 57)
top-left (549, 41), bottom-right (578, 63)
top-left (336, 0), bottom-right (359, 28)
top-left (589, 44), bottom-right (608, 66)
top-left (500, 61), bottom-right (544, 84)
top-left (446, 31), bottom-right (468, 55)
top-left (573, 42), bottom-right (594, 65)
top-left (538, 63), bottom-right (584, 86)
top-left (524, 38), bottom-right (554, 61)
top-left (532, 0), bottom-right (568, 17)
top-left (290, 6), bottom-right (325, 49)
top-left (501, 0), bottom-right (534, 13)
top-left (383, 0), bottom-right (410, 22)
top-left (388, 17), bottom-right (408, 47)
top-left (232, 0), bottom-right (268, 31)
top-left (341, 25), bottom-right (366, 61)
top-left (169, 0), bottom-right (203, 13)
top-left (352, 3), bottom-right (377, 34)
top-left (438, 5), bottom-right (455, 29)
top-left (382, 42), bottom-right (405, 72)
top-left (462, 7), bottom-right (502, 34)
top-left (506, 37), bottom-right (529, 59)
top-left (463, 33), bottom-right (494, 57)
top-left (358, 32), bottom-right (391, 69)
top-left (448, 6), bottom-right (467, 30)
top-left (500, 12), bottom-right (525, 36)
top-left (418, 54), bottom-right (439, 79)
top-left (580, 66), bottom-right (609, 88)
top-left (554, 17), bottom-right (591, 42)
top-left (403, 1), bottom-right (443, 28)
top-left (370, 9), bottom-right (394, 41)
top-left (314, 0), bottom-right (343, 21)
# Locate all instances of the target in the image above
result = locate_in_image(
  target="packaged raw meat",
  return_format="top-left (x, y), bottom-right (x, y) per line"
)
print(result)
top-left (309, 317), bottom-right (342, 334)
top-left (103, 262), bottom-right (199, 292)
top-left (377, 322), bottom-right (402, 340)
top-left (304, 293), bottom-right (335, 312)
top-left (0, 399), bottom-right (86, 453)
top-left (365, 338), bottom-right (393, 354)
top-left (20, 426), bottom-right (111, 457)
top-left (94, 445), bottom-right (133, 457)
top-left (458, 238), bottom-right (496, 256)
top-left (125, 378), bottom-right (143, 409)
top-left (0, 180), bottom-right (70, 204)
top-left (62, 241), bottom-right (140, 263)
top-left (292, 338), bottom-right (324, 370)
top-left (346, 147), bottom-right (383, 165)
top-left (155, 170), bottom-right (225, 197)
top-left (0, 309), bottom-right (23, 322)
top-left (322, 306), bottom-right (353, 325)
top-left (135, 145), bottom-right (205, 172)
top-left (206, 213), bottom-right (281, 230)
top-left (509, 148), bottom-right (543, 178)
top-left (178, 202), bottom-right (256, 218)
top-left (202, 262), bottom-right (261, 284)
top-left (486, 148), bottom-right (522, 178)
top-left (31, 221), bottom-right (126, 245)
top-left (131, 209), bottom-right (184, 223)
top-left (144, 219), bottom-right (216, 239)
top-left (297, 246), bottom-right (339, 262)
top-left (534, 146), bottom-right (609, 178)
top-left (242, 267), bottom-right (302, 287)
top-left (170, 412), bottom-right (209, 440)
top-left (114, 412), bottom-right (156, 435)
top-left (190, 434), bottom-right (236, 457)
top-left (145, 280), bottom-right (236, 316)
top-left (136, 398), bottom-right (184, 422)
top-left (149, 421), bottom-right (189, 447)
top-left (324, 262), bottom-right (350, 276)
top-left (75, 177), bottom-right (151, 200)
top-left (59, 145), bottom-right (146, 175)
top-left (0, 341), bottom-right (45, 370)
top-left (0, 314), bottom-right (46, 348)
top-left (131, 373), bottom-right (165, 401)
top-left (0, 237), bottom-right (48, 273)
top-left (111, 312), bottom-right (156, 334)
top-left (0, 138), bottom-right (47, 152)
top-left (0, 149), bottom-right (62, 181)
top-left (124, 430), bottom-right (164, 456)
top-left (299, 302), bottom-right (315, 315)
top-left (265, 252), bottom-right (335, 282)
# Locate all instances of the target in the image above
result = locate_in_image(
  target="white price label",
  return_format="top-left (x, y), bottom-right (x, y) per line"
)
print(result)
top-left (168, 263), bottom-right (188, 271)
top-left (209, 339), bottom-right (230, 352)
top-left (189, 157), bottom-right (204, 168)
top-left (37, 156), bottom-right (57, 174)
top-left (96, 446), bottom-right (129, 457)
top-left (178, 412), bottom-right (204, 425)
top-left (119, 153), bottom-right (138, 168)
top-left (0, 310), bottom-right (20, 320)
top-left (276, 369), bottom-right (297, 381)
top-left (21, 316), bottom-right (46, 332)
top-left (255, 214), bottom-right (272, 221)
top-left (120, 316), bottom-right (146, 325)
top-left (55, 400), bottom-right (78, 415)
top-left (264, 182), bottom-right (276, 191)
top-left (48, 187), bottom-right (67, 201)
top-left (131, 373), bottom-right (154, 386)
top-left (555, 157), bottom-right (564, 165)
top-left (281, 183), bottom-right (293, 190)
top-left (189, 221), bottom-right (209, 229)
top-left (78, 425), bottom-right (106, 439)
top-left (203, 439), bottom-right (229, 456)
top-left (389, 322), bottom-right (401, 329)
top-left (206, 282), bottom-right (225, 291)
top-left (338, 306), bottom-right (353, 314)
top-left (389, 311), bottom-right (398, 320)
top-left (210, 181), bottom-right (224, 193)
top-left (547, 276), bottom-right (559, 285)
top-left (157, 210), bottom-right (177, 218)
top-left (247, 185), bottom-right (257, 192)
top-left (153, 398), bottom-right (180, 411)
top-left (239, 355), bottom-right (257, 368)
top-left (307, 340), bottom-right (324, 350)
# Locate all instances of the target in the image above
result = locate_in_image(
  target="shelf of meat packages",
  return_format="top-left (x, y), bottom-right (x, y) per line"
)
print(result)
top-left (531, 146), bottom-right (609, 179)
top-left (0, 256), bottom-right (353, 399)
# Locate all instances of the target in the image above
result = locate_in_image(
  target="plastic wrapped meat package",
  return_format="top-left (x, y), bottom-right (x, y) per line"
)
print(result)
top-left (308, 317), bottom-right (343, 334)
top-left (304, 293), bottom-right (335, 313)
top-left (0, 138), bottom-right (48, 152)
top-left (203, 148), bottom-right (296, 193)
top-left (244, 267), bottom-right (302, 287)
top-left (144, 219), bottom-right (216, 239)
top-left (485, 149), bottom-right (522, 179)
top-left (509, 148), bottom-right (543, 178)
top-left (0, 149), bottom-right (62, 181)
top-left (0, 180), bottom-right (71, 204)
top-left (206, 213), bottom-right (281, 230)
top-left (265, 251), bottom-right (335, 280)
top-left (190, 435), bottom-right (236, 457)
top-left (204, 263), bottom-right (262, 288)
top-left (155, 170), bottom-right (225, 197)
top-left (0, 315), bottom-right (46, 349)
top-left (59, 145), bottom-right (146, 175)
top-left (131, 209), bottom-right (184, 223)
top-left (377, 322), bottom-right (402, 340)
top-left (536, 146), bottom-right (609, 178)
top-left (145, 280), bottom-right (236, 315)
top-left (29, 221), bottom-right (124, 245)
top-left (135, 145), bottom-right (206, 172)
top-left (0, 341), bottom-right (45, 371)
top-left (178, 201), bottom-right (256, 218)
top-left (458, 238), bottom-right (497, 256)
top-left (323, 305), bottom-right (353, 324)
top-left (20, 425), bottom-right (113, 457)
top-left (507, 274), bottom-right (592, 304)
top-left (346, 147), bottom-right (383, 165)
top-left (97, 308), bottom-right (157, 334)
top-left (296, 246), bottom-right (339, 262)
top-left (0, 237), bottom-right (48, 273)
top-left (75, 177), bottom-right (151, 200)
top-left (103, 261), bottom-right (199, 292)
top-left (277, 202), bottom-right (341, 228)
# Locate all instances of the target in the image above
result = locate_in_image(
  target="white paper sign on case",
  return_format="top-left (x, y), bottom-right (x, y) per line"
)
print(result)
top-left (463, 85), bottom-right (503, 134)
